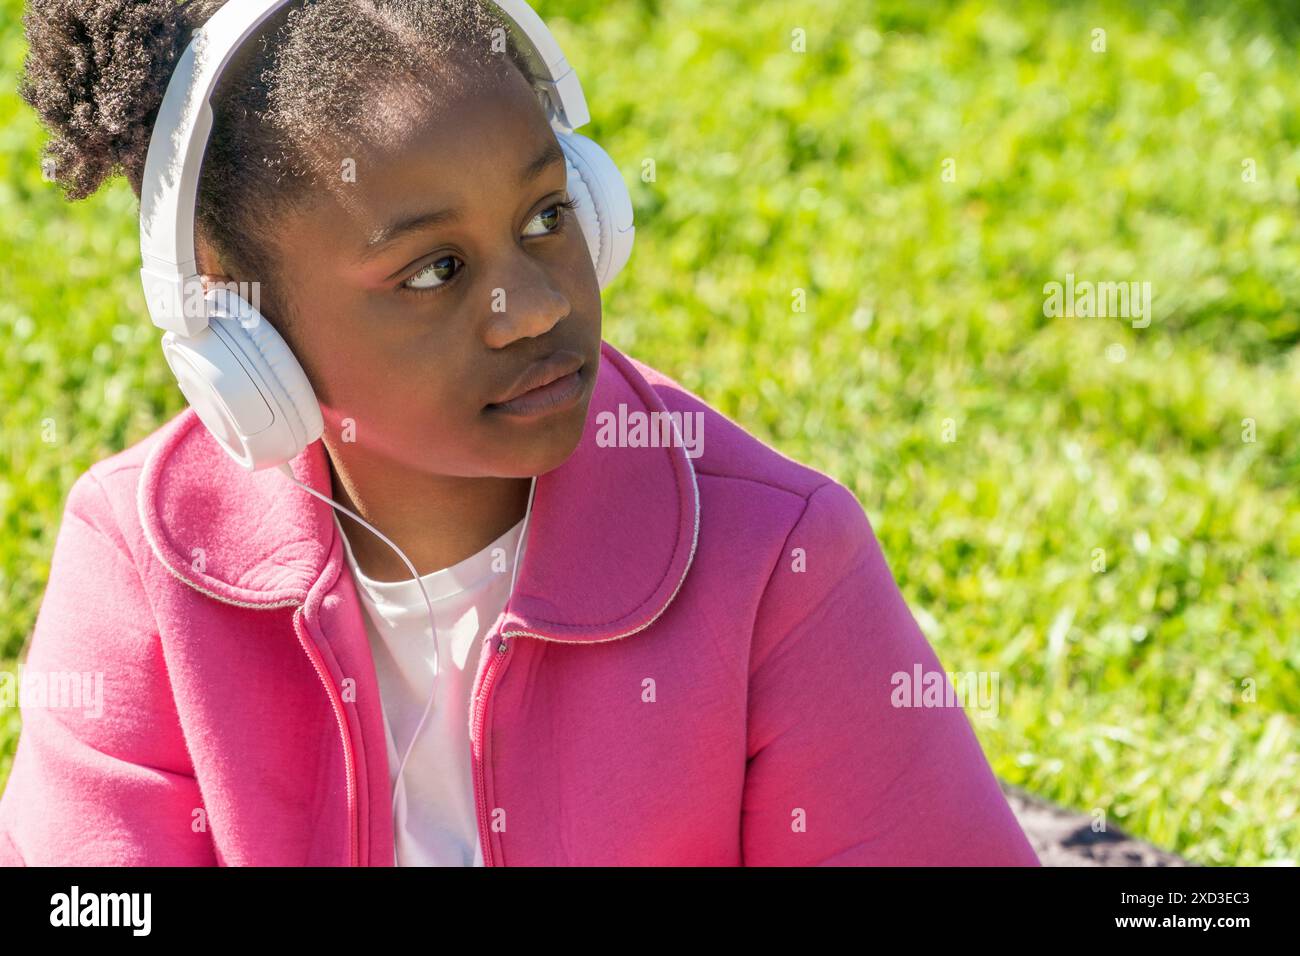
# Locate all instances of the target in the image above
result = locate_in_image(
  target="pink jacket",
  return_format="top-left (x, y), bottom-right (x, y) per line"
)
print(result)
top-left (0, 340), bottom-right (1039, 866)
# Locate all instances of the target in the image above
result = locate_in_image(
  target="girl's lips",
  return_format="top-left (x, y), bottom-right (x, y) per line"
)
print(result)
top-left (485, 364), bottom-right (586, 417)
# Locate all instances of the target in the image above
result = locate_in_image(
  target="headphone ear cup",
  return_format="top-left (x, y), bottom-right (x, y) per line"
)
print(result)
top-left (161, 288), bottom-right (323, 471)
top-left (224, 292), bottom-right (324, 448)
top-left (558, 132), bottom-right (635, 289)
top-left (563, 152), bottom-right (603, 276)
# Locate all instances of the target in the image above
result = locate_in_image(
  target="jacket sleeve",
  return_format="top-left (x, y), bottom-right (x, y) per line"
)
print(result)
top-left (0, 469), bottom-right (217, 866)
top-left (741, 480), bottom-right (1040, 866)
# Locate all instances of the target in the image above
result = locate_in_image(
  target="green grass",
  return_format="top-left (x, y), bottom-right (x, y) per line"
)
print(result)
top-left (2, 0), bottom-right (1297, 864)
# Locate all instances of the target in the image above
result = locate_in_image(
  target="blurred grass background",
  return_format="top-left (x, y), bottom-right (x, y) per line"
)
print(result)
top-left (2, 0), bottom-right (1297, 864)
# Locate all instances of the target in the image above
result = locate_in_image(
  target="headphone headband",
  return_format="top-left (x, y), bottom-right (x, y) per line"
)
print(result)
top-left (139, 0), bottom-right (591, 336)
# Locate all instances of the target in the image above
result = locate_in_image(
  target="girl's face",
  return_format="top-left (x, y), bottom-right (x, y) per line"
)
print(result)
top-left (264, 58), bottom-right (603, 479)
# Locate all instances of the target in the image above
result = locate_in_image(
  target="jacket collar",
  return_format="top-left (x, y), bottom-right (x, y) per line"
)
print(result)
top-left (137, 340), bottom-right (700, 643)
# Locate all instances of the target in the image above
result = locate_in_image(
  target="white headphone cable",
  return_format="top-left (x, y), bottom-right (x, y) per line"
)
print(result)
top-left (276, 462), bottom-right (537, 817)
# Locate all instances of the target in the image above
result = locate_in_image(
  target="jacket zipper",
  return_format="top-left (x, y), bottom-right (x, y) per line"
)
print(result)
top-left (293, 606), bottom-right (359, 867)
top-left (472, 633), bottom-right (514, 867)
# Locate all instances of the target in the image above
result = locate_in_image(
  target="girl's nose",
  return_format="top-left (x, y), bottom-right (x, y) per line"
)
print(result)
top-left (481, 258), bottom-right (571, 347)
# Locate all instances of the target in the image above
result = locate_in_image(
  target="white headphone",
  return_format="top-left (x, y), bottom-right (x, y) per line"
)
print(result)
top-left (138, 0), bottom-right (634, 473)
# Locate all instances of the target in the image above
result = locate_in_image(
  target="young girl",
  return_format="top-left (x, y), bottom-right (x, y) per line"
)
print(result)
top-left (0, 0), bottom-right (1040, 866)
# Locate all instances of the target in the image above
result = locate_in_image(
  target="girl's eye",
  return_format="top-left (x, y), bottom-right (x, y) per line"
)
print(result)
top-left (399, 197), bottom-right (579, 296)
top-left (402, 254), bottom-right (461, 293)
top-left (523, 196), bottom-right (580, 238)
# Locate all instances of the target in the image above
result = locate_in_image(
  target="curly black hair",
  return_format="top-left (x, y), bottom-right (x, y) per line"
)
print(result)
top-left (18, 0), bottom-right (537, 326)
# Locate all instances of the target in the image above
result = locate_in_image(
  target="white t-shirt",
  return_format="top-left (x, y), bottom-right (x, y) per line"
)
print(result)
top-left (332, 510), bottom-right (527, 866)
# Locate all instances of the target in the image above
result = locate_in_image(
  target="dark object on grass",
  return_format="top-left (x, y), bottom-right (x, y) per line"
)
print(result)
top-left (1000, 780), bottom-right (1194, 867)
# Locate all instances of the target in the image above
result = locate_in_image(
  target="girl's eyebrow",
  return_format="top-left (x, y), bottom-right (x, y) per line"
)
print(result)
top-left (358, 139), bottom-right (567, 263)
top-left (518, 139), bottom-right (566, 188)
